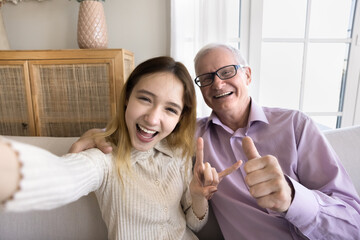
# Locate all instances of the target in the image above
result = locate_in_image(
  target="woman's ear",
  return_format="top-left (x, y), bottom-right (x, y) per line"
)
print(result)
top-left (124, 99), bottom-right (129, 109)
top-left (173, 122), bottom-right (181, 132)
top-left (172, 113), bottom-right (183, 132)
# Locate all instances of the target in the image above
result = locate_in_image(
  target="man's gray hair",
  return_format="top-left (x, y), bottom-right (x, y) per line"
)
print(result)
top-left (194, 43), bottom-right (248, 69)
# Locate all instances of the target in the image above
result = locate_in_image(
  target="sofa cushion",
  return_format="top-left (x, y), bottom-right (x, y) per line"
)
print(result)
top-left (0, 193), bottom-right (107, 240)
top-left (1, 126), bottom-right (359, 240)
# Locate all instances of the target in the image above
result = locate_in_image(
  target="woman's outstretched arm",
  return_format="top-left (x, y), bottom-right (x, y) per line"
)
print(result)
top-left (0, 137), bottom-right (108, 212)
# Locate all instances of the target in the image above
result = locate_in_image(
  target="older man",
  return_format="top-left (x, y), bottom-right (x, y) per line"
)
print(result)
top-left (71, 44), bottom-right (360, 239)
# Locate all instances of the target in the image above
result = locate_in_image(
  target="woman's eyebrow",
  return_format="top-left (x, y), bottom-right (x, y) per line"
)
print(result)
top-left (137, 89), bottom-right (155, 97)
top-left (137, 89), bottom-right (183, 111)
top-left (167, 101), bottom-right (183, 111)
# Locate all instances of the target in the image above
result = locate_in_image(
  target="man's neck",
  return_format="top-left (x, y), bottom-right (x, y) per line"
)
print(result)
top-left (215, 101), bottom-right (251, 131)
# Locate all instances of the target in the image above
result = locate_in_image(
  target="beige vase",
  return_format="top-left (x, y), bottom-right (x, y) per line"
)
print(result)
top-left (77, 1), bottom-right (108, 49)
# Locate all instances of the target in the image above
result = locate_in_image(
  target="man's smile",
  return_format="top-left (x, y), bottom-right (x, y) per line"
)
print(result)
top-left (214, 91), bottom-right (233, 99)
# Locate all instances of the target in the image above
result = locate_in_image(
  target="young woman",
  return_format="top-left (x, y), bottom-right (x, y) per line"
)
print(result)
top-left (0, 56), bottom-right (241, 240)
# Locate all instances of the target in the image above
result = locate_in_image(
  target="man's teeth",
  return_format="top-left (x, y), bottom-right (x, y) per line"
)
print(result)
top-left (215, 92), bottom-right (231, 98)
top-left (138, 125), bottom-right (156, 134)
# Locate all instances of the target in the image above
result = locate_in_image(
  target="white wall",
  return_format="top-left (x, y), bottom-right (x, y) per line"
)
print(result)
top-left (1, 0), bottom-right (170, 65)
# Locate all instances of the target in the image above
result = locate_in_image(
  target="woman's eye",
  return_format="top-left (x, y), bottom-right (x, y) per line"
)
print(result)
top-left (138, 96), bottom-right (151, 102)
top-left (166, 107), bottom-right (178, 115)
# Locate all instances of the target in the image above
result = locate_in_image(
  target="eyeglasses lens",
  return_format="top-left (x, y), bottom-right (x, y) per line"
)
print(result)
top-left (218, 66), bottom-right (236, 79)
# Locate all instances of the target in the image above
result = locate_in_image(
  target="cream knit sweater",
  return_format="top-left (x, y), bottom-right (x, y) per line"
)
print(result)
top-left (2, 138), bottom-right (208, 240)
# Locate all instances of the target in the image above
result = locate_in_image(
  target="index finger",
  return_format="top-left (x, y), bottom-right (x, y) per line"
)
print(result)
top-left (242, 136), bottom-right (261, 160)
top-left (218, 160), bottom-right (242, 180)
top-left (195, 137), bottom-right (204, 169)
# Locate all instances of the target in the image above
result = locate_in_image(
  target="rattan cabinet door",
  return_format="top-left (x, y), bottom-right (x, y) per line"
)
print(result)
top-left (29, 60), bottom-right (114, 137)
top-left (0, 49), bottom-right (134, 137)
top-left (0, 61), bottom-right (35, 136)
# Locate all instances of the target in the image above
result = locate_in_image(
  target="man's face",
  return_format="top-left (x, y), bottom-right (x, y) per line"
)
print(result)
top-left (195, 47), bottom-right (252, 117)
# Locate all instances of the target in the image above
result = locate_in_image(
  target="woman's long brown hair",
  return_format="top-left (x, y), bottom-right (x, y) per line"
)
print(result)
top-left (97, 56), bottom-right (197, 179)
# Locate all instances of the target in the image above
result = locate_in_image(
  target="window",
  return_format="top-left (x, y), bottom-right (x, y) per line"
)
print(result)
top-left (248, 0), bottom-right (360, 129)
top-left (170, 0), bottom-right (244, 117)
top-left (170, 0), bottom-right (360, 128)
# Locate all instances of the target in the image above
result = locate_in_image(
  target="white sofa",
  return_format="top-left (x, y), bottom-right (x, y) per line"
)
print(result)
top-left (0, 126), bottom-right (359, 240)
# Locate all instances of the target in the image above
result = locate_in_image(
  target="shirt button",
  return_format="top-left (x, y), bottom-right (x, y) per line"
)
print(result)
top-left (164, 207), bottom-right (168, 212)
top-left (155, 179), bottom-right (160, 185)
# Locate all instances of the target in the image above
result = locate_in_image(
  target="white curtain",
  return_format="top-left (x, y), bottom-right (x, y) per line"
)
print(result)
top-left (170, 0), bottom-right (241, 117)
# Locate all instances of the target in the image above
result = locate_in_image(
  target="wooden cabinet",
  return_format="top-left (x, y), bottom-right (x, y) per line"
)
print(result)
top-left (0, 49), bottom-right (134, 137)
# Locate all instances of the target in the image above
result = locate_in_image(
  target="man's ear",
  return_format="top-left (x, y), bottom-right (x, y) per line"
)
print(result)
top-left (244, 67), bottom-right (252, 85)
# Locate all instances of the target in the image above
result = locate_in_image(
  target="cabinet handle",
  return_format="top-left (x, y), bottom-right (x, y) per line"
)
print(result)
top-left (21, 123), bottom-right (28, 130)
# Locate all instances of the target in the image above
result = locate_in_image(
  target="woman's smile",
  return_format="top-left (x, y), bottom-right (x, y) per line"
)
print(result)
top-left (136, 124), bottom-right (158, 142)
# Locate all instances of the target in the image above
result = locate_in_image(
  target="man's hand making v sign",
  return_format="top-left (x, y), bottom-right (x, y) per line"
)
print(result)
top-left (242, 136), bottom-right (294, 213)
top-left (190, 137), bottom-right (242, 219)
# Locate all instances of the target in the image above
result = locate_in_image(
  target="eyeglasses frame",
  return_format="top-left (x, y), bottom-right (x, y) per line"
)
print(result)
top-left (194, 64), bottom-right (245, 88)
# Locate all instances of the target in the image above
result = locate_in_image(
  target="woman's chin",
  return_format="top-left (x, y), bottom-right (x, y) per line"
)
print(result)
top-left (131, 139), bottom-right (156, 152)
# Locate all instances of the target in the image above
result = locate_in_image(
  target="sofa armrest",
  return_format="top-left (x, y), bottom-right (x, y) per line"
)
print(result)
top-left (323, 125), bottom-right (360, 195)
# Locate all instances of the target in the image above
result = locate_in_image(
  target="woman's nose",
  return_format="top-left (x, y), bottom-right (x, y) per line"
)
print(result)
top-left (144, 107), bottom-right (161, 125)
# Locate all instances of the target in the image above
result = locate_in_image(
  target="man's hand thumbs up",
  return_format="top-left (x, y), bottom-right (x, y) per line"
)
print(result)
top-left (242, 136), bottom-right (261, 160)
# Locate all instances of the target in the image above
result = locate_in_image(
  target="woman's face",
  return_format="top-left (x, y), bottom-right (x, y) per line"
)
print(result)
top-left (125, 72), bottom-right (184, 151)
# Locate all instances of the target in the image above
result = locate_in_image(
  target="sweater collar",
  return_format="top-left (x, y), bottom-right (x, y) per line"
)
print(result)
top-left (130, 139), bottom-right (174, 164)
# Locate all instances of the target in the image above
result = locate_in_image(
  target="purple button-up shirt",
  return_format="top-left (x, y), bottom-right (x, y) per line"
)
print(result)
top-left (196, 100), bottom-right (360, 239)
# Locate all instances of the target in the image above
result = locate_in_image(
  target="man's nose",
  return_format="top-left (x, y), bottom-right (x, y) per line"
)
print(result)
top-left (211, 74), bottom-right (225, 89)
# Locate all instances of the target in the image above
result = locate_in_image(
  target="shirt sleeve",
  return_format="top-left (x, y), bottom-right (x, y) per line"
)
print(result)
top-left (180, 160), bottom-right (209, 232)
top-left (285, 117), bottom-right (360, 239)
top-left (1, 138), bottom-right (110, 212)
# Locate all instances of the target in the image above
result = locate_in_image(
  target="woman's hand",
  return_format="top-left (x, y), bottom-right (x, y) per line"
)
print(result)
top-left (190, 137), bottom-right (242, 218)
top-left (0, 141), bottom-right (20, 202)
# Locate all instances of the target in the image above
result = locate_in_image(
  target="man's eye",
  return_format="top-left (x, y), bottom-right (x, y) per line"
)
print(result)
top-left (199, 75), bottom-right (212, 83)
top-left (220, 70), bottom-right (233, 77)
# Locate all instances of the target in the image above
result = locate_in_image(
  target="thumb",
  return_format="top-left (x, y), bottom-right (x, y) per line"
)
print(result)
top-left (242, 136), bottom-right (261, 160)
top-left (95, 138), bottom-right (113, 154)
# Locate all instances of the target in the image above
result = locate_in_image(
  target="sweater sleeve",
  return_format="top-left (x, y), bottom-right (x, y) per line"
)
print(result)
top-left (1, 138), bottom-right (110, 212)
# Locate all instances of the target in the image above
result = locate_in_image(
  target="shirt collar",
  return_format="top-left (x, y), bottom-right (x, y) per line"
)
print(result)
top-left (248, 99), bottom-right (269, 126)
top-left (204, 98), bottom-right (269, 131)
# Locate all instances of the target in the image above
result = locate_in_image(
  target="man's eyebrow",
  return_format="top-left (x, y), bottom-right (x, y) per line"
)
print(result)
top-left (136, 89), bottom-right (183, 111)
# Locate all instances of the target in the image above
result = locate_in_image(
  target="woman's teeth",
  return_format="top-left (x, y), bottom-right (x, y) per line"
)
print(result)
top-left (138, 124), bottom-right (156, 134)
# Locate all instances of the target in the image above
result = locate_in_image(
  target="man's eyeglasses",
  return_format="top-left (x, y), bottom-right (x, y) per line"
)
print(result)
top-left (194, 64), bottom-right (245, 87)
